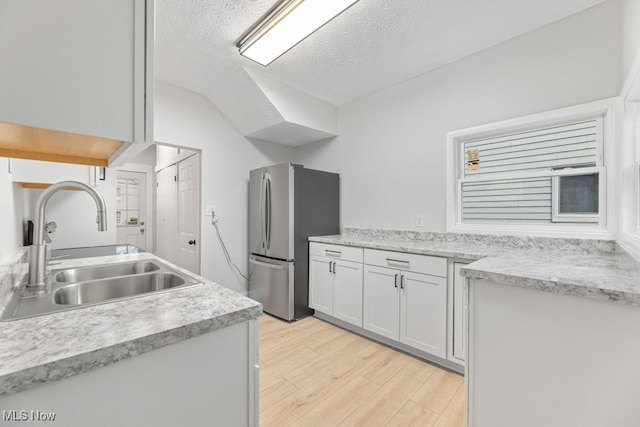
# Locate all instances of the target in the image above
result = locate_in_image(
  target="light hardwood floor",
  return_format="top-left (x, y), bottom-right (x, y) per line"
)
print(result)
top-left (259, 314), bottom-right (465, 427)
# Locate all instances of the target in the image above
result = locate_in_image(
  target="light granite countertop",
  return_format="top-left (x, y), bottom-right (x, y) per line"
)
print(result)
top-left (309, 231), bottom-right (640, 308)
top-left (0, 252), bottom-right (261, 396)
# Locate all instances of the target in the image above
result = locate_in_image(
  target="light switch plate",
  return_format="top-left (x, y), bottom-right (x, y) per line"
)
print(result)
top-left (206, 205), bottom-right (216, 217)
top-left (415, 214), bottom-right (424, 227)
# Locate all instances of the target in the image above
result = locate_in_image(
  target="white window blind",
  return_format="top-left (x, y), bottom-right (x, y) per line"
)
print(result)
top-left (460, 119), bottom-right (602, 224)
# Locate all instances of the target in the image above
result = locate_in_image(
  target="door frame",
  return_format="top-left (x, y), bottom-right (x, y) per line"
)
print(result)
top-left (116, 165), bottom-right (154, 252)
top-left (176, 152), bottom-right (201, 274)
top-left (153, 147), bottom-right (201, 274)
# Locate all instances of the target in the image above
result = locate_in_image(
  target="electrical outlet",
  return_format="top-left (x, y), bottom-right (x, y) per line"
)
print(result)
top-left (206, 205), bottom-right (216, 217)
top-left (415, 214), bottom-right (424, 228)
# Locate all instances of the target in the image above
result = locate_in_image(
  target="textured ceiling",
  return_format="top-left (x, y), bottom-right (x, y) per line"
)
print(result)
top-left (155, 0), bottom-right (607, 140)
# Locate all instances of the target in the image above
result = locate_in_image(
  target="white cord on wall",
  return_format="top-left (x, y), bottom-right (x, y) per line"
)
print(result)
top-left (212, 214), bottom-right (249, 282)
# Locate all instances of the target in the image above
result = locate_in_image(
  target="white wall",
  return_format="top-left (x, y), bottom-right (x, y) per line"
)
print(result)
top-left (129, 144), bottom-right (157, 166)
top-left (154, 81), bottom-right (294, 293)
top-left (622, 0), bottom-right (640, 82)
top-left (245, 68), bottom-right (337, 134)
top-left (15, 159), bottom-right (117, 249)
top-left (295, 1), bottom-right (622, 232)
top-left (0, 159), bottom-right (24, 263)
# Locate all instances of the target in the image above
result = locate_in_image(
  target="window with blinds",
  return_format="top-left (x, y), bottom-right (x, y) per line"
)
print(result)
top-left (459, 119), bottom-right (603, 224)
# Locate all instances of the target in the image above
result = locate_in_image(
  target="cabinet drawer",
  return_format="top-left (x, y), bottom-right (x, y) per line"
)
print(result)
top-left (364, 249), bottom-right (446, 277)
top-left (309, 242), bottom-right (363, 263)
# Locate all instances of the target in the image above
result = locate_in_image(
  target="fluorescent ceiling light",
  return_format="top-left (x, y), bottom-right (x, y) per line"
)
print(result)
top-left (238, 0), bottom-right (359, 66)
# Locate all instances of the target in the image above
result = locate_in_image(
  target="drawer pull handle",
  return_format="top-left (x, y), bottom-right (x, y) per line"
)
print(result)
top-left (325, 250), bottom-right (342, 256)
top-left (386, 258), bottom-right (410, 267)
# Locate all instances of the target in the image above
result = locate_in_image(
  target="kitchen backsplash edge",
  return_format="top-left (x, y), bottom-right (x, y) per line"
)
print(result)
top-left (340, 227), bottom-right (616, 254)
top-left (0, 248), bottom-right (29, 315)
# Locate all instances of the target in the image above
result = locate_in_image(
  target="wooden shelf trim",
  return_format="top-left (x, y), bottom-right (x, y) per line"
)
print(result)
top-left (17, 182), bottom-right (85, 191)
top-left (0, 121), bottom-right (123, 167)
top-left (0, 148), bottom-right (109, 167)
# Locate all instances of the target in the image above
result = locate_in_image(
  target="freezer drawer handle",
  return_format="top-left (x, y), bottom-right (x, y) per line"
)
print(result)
top-left (325, 250), bottom-right (342, 257)
top-left (249, 258), bottom-right (285, 270)
top-left (386, 258), bottom-right (410, 267)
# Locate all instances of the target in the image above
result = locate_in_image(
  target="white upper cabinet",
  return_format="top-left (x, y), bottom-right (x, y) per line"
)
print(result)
top-left (0, 0), bottom-right (153, 144)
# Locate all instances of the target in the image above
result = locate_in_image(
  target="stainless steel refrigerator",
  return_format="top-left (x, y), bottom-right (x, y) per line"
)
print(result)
top-left (249, 163), bottom-right (339, 321)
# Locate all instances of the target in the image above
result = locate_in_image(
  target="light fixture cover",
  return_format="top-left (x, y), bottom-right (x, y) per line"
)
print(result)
top-left (238, 0), bottom-right (359, 66)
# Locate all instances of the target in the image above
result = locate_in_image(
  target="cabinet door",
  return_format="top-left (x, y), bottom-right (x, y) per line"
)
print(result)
top-left (309, 255), bottom-right (333, 314)
top-left (333, 260), bottom-right (363, 327)
top-left (363, 265), bottom-right (399, 340)
top-left (452, 263), bottom-right (467, 362)
top-left (0, 0), bottom-right (152, 143)
top-left (400, 271), bottom-right (447, 358)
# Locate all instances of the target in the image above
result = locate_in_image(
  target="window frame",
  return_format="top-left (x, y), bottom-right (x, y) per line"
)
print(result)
top-left (551, 172), bottom-right (602, 223)
top-left (446, 98), bottom-right (618, 239)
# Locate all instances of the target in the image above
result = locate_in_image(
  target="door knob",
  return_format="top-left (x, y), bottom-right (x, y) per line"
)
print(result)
top-left (188, 240), bottom-right (196, 245)
top-left (140, 228), bottom-right (145, 233)
top-left (140, 221), bottom-right (145, 226)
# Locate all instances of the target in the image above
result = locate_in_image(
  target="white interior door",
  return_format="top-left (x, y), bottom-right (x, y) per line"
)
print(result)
top-left (156, 165), bottom-right (178, 264)
top-left (115, 171), bottom-right (146, 250)
top-left (177, 154), bottom-right (200, 274)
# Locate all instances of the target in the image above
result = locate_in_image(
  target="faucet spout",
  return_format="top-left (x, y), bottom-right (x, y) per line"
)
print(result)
top-left (27, 181), bottom-right (108, 292)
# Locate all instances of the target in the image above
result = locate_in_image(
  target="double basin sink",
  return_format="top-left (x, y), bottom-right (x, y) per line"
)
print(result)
top-left (1, 259), bottom-right (201, 321)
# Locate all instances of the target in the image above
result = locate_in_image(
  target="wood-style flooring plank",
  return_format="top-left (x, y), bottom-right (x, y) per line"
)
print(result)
top-left (258, 314), bottom-right (465, 427)
top-left (386, 400), bottom-right (439, 427)
top-left (339, 357), bottom-right (437, 426)
top-left (260, 366), bottom-right (362, 426)
top-left (434, 383), bottom-right (466, 427)
top-left (410, 368), bottom-right (465, 415)
top-left (358, 344), bottom-right (414, 386)
top-left (293, 375), bottom-right (380, 427)
top-left (259, 377), bottom-right (298, 413)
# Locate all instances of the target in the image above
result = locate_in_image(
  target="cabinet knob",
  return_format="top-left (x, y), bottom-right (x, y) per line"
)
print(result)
top-left (188, 240), bottom-right (196, 245)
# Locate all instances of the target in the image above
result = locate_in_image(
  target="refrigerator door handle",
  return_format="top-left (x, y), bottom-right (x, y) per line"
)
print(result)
top-left (260, 174), bottom-right (266, 249)
top-left (265, 174), bottom-right (272, 250)
top-left (249, 257), bottom-right (285, 270)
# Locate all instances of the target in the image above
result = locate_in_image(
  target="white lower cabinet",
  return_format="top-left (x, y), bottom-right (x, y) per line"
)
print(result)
top-left (309, 243), bottom-right (364, 327)
top-left (363, 261), bottom-right (447, 359)
top-left (362, 265), bottom-right (400, 340)
top-left (451, 263), bottom-right (467, 363)
top-left (401, 271), bottom-right (447, 357)
top-left (309, 243), bottom-right (452, 365)
top-left (309, 255), bottom-right (333, 314)
top-left (333, 260), bottom-right (364, 326)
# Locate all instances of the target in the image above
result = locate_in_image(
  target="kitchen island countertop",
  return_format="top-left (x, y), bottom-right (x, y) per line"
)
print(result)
top-left (0, 252), bottom-right (261, 396)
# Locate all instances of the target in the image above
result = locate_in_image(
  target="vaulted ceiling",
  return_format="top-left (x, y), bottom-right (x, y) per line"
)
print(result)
top-left (155, 0), bottom-right (607, 145)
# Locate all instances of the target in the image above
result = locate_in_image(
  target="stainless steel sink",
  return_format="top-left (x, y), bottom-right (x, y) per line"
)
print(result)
top-left (1, 259), bottom-right (201, 321)
top-left (54, 273), bottom-right (186, 305)
top-left (54, 261), bottom-right (160, 283)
